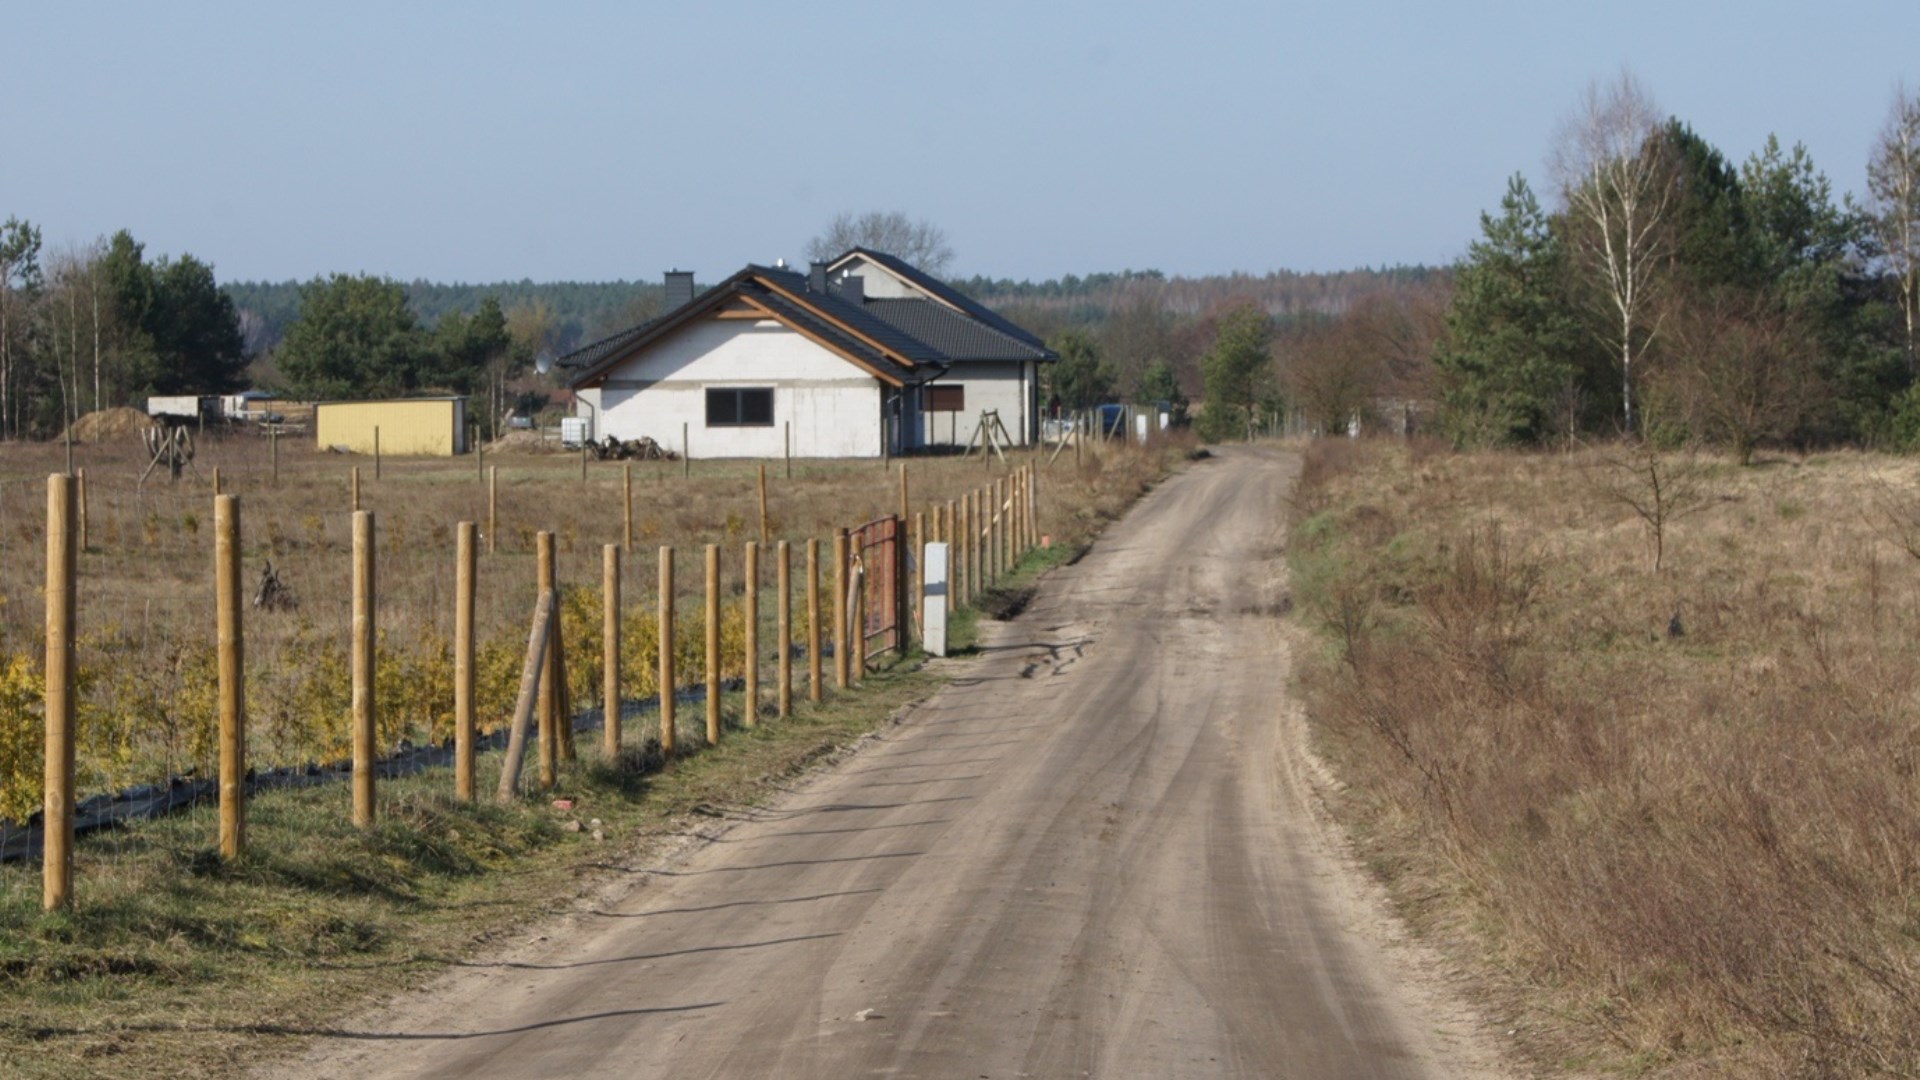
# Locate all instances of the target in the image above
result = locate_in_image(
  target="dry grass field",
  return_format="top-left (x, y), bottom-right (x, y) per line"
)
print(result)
top-left (0, 424), bottom-right (1179, 825)
top-left (1289, 438), bottom-right (1920, 1078)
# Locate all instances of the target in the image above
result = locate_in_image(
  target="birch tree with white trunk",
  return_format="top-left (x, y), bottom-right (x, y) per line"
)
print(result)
top-left (1551, 71), bottom-right (1673, 435)
top-left (1867, 84), bottom-right (1920, 372)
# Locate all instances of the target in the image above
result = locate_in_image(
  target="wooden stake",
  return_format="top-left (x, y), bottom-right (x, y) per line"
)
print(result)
top-left (850, 559), bottom-right (867, 681)
top-left (784, 421), bottom-right (792, 479)
top-left (683, 421), bottom-right (690, 479)
top-left (705, 543), bottom-right (721, 744)
top-left (898, 462), bottom-right (908, 524)
top-left (455, 521), bottom-right (476, 801)
top-left (757, 464), bottom-right (769, 544)
top-left (76, 468), bottom-right (87, 554)
top-left (351, 509), bottom-right (376, 829)
top-left (271, 425), bottom-right (280, 486)
top-left (623, 464), bottom-right (634, 553)
top-left (43, 474), bottom-right (76, 910)
top-left (914, 510), bottom-right (926, 644)
top-left (580, 442), bottom-right (588, 482)
top-left (956, 495), bottom-right (969, 607)
top-left (495, 589), bottom-right (556, 803)
top-left (537, 531), bottom-right (558, 788)
top-left (487, 465), bottom-right (498, 553)
top-left (216, 493), bottom-right (245, 859)
top-left (806, 537), bottom-right (822, 703)
top-left (743, 540), bottom-right (759, 727)
top-left (212, 465), bottom-right (222, 496)
top-left (604, 544), bottom-right (621, 757)
top-left (777, 540), bottom-right (792, 719)
top-left (833, 529), bottom-right (849, 690)
top-left (373, 426), bottom-right (381, 480)
top-left (350, 466), bottom-right (360, 512)
top-left (658, 547), bottom-right (675, 756)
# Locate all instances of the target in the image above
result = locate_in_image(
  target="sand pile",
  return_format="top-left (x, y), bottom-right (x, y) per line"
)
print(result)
top-left (66, 407), bottom-right (159, 443)
top-left (484, 430), bottom-right (563, 454)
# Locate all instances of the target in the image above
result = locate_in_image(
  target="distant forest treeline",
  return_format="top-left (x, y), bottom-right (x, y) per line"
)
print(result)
top-left (222, 279), bottom-right (664, 359)
top-left (220, 267), bottom-right (1442, 359)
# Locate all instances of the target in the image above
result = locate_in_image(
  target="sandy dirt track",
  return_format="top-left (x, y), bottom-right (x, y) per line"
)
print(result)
top-left (267, 446), bottom-right (1506, 1079)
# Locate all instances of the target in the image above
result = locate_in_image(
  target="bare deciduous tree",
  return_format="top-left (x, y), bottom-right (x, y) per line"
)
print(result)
top-left (1552, 71), bottom-right (1674, 435)
top-left (1652, 288), bottom-right (1822, 466)
top-left (805, 211), bottom-right (954, 276)
top-left (1868, 83), bottom-right (1920, 371)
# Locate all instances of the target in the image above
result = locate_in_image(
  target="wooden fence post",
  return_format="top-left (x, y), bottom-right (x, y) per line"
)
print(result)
top-left (604, 544), bottom-right (621, 757)
top-left (495, 589), bottom-right (556, 803)
top-left (537, 531), bottom-right (558, 788)
top-left (956, 494), bottom-right (969, 607)
top-left (914, 510), bottom-right (926, 643)
top-left (624, 464), bottom-right (634, 553)
top-left (351, 466), bottom-right (360, 512)
top-left (806, 537), bottom-right (822, 703)
top-left (76, 468), bottom-right (88, 554)
top-left (351, 509), bottom-right (376, 829)
top-left (705, 543), bottom-right (721, 744)
top-left (741, 540), bottom-right (760, 725)
top-left (271, 425), bottom-right (280, 487)
top-left (758, 464), bottom-right (769, 544)
top-left (455, 521), bottom-right (476, 801)
top-left (833, 528), bottom-right (850, 690)
top-left (658, 546), bottom-right (675, 756)
top-left (216, 493), bottom-right (245, 859)
top-left (784, 421), bottom-right (792, 479)
top-left (43, 474), bottom-right (76, 910)
top-left (777, 539), bottom-right (792, 719)
top-left (850, 558), bottom-right (867, 682)
top-left (898, 462), bottom-right (908, 524)
top-left (373, 426), bottom-right (381, 480)
top-left (682, 421), bottom-right (690, 479)
top-left (212, 466), bottom-right (222, 496)
top-left (487, 465), bottom-right (498, 554)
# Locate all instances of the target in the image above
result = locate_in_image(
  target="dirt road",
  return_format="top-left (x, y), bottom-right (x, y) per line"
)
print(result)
top-left (271, 446), bottom-right (1500, 1079)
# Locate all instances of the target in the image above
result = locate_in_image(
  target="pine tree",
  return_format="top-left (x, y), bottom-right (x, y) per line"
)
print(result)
top-left (1435, 175), bottom-right (1582, 445)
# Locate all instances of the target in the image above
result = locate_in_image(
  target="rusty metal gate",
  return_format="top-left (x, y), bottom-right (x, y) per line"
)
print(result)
top-left (849, 515), bottom-right (909, 657)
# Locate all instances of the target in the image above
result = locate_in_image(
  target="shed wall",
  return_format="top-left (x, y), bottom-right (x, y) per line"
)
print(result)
top-left (315, 400), bottom-right (464, 455)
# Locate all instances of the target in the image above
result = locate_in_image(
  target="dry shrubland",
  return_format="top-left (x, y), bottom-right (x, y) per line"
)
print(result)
top-left (0, 429), bottom-right (1180, 823)
top-left (1290, 438), bottom-right (1920, 1078)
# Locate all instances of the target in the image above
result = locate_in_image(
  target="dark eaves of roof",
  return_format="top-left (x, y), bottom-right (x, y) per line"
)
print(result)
top-left (835, 247), bottom-right (1058, 359)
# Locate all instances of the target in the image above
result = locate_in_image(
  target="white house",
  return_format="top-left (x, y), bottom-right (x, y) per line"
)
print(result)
top-left (827, 248), bottom-right (1056, 447)
top-left (562, 253), bottom-right (1057, 457)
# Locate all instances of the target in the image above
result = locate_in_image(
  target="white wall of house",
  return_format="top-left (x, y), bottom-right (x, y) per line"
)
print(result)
top-left (922, 362), bottom-right (1035, 447)
top-left (576, 318), bottom-right (885, 458)
top-left (838, 257), bottom-right (921, 300)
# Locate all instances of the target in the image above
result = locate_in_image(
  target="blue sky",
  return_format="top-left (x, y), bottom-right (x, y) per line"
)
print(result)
top-left (3, 1), bottom-right (1914, 284)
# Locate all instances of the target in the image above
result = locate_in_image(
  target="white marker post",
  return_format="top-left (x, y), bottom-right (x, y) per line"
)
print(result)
top-left (923, 542), bottom-right (950, 657)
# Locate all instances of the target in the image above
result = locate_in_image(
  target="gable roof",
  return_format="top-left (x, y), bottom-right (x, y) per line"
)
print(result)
top-left (561, 266), bottom-right (946, 390)
top-left (561, 252), bottom-right (1056, 390)
top-left (828, 247), bottom-right (1057, 359)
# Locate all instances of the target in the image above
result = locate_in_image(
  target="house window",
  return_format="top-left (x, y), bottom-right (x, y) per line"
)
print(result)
top-left (706, 387), bottom-right (774, 427)
top-left (926, 385), bottom-right (965, 412)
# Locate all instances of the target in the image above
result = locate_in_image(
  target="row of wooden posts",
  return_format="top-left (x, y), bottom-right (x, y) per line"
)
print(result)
top-left (34, 461), bottom-right (1043, 911)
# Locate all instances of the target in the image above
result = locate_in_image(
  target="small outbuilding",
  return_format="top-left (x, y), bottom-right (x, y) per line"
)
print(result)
top-left (314, 397), bottom-right (469, 456)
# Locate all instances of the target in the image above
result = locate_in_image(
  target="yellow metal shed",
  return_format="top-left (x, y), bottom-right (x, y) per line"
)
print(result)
top-left (314, 398), bottom-right (468, 456)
